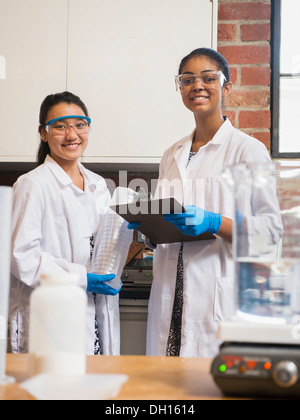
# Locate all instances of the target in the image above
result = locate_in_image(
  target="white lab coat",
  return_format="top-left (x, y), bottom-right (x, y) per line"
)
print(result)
top-left (10, 155), bottom-right (121, 355)
top-left (147, 118), bottom-right (272, 358)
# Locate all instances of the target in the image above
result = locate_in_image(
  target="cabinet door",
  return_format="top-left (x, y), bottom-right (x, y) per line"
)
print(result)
top-left (0, 0), bottom-right (68, 162)
top-left (68, 0), bottom-right (216, 164)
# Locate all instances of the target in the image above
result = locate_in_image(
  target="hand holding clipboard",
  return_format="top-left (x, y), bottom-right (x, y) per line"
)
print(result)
top-left (111, 197), bottom-right (215, 245)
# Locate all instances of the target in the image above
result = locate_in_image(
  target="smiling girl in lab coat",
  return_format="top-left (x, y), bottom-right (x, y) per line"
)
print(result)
top-left (145, 48), bottom-right (272, 358)
top-left (10, 91), bottom-right (131, 355)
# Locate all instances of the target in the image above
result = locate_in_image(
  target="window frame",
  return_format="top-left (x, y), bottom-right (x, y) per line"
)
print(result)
top-left (271, 0), bottom-right (300, 158)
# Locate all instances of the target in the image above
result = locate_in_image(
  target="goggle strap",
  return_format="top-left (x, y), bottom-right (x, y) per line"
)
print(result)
top-left (44, 115), bottom-right (91, 127)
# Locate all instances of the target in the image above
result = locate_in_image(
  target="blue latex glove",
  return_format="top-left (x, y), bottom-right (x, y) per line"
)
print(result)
top-left (164, 205), bottom-right (222, 237)
top-left (127, 222), bottom-right (141, 230)
top-left (87, 273), bottom-right (122, 296)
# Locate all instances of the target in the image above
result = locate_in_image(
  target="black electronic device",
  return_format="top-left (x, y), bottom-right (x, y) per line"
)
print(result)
top-left (211, 341), bottom-right (300, 398)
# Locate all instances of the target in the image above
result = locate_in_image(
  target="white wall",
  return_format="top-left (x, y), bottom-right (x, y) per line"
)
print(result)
top-left (0, 0), bottom-right (217, 163)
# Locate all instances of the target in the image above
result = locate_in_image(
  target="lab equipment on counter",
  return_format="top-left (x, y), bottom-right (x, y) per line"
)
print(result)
top-left (0, 187), bottom-right (14, 385)
top-left (211, 162), bottom-right (300, 398)
top-left (29, 273), bottom-right (87, 377)
top-left (121, 257), bottom-right (153, 299)
top-left (90, 187), bottom-right (135, 290)
top-left (226, 161), bottom-right (300, 324)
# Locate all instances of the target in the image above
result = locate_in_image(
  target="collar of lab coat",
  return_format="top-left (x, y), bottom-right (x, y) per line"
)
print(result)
top-left (44, 155), bottom-right (97, 191)
top-left (174, 118), bottom-right (233, 179)
top-left (207, 117), bottom-right (233, 146)
top-left (175, 117), bottom-right (233, 151)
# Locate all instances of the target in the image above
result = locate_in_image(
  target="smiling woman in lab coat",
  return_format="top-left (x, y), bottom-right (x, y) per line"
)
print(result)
top-left (10, 91), bottom-right (129, 355)
top-left (145, 48), bottom-right (272, 358)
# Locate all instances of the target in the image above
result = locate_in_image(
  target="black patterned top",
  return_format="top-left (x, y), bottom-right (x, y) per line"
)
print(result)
top-left (166, 152), bottom-right (197, 356)
top-left (90, 235), bottom-right (102, 356)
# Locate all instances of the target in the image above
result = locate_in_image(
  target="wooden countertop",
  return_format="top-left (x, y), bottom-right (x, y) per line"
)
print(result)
top-left (0, 354), bottom-right (225, 400)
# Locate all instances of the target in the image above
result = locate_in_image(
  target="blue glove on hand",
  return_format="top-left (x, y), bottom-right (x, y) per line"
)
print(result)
top-left (127, 222), bottom-right (141, 230)
top-left (87, 273), bottom-right (122, 296)
top-left (164, 205), bottom-right (222, 237)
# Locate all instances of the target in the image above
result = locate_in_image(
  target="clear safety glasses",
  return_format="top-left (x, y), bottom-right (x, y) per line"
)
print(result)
top-left (175, 71), bottom-right (227, 92)
top-left (44, 115), bottom-right (91, 136)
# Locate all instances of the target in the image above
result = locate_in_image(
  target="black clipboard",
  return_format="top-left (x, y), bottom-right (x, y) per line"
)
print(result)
top-left (111, 197), bottom-right (216, 245)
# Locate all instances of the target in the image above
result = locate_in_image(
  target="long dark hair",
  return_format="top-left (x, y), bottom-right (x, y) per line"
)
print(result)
top-left (37, 91), bottom-right (89, 166)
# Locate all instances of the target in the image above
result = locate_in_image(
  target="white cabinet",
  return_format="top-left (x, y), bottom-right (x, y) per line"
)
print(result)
top-left (0, 0), bottom-right (68, 162)
top-left (0, 0), bottom-right (217, 163)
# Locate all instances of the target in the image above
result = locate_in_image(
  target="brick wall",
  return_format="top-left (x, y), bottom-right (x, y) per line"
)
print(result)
top-left (217, 0), bottom-right (271, 150)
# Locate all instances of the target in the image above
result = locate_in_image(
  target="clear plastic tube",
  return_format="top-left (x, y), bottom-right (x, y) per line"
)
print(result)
top-left (90, 188), bottom-right (135, 290)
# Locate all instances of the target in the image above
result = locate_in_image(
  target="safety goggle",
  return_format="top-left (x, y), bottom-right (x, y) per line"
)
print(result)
top-left (175, 71), bottom-right (227, 92)
top-left (44, 115), bottom-right (91, 135)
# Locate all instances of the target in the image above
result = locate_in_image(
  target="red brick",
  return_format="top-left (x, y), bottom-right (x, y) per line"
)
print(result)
top-left (219, 3), bottom-right (271, 21)
top-left (218, 24), bottom-right (237, 41)
top-left (241, 24), bottom-right (271, 42)
top-left (239, 111), bottom-right (271, 129)
top-left (223, 110), bottom-right (236, 126)
top-left (241, 67), bottom-right (271, 86)
top-left (226, 90), bottom-right (270, 108)
top-left (229, 67), bottom-right (238, 84)
top-left (218, 46), bottom-right (270, 65)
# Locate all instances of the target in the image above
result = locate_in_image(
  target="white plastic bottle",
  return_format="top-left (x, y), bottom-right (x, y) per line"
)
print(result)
top-left (29, 273), bottom-right (87, 377)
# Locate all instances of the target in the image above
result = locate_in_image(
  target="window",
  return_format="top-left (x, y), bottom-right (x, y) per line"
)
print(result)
top-left (272, 0), bottom-right (300, 158)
